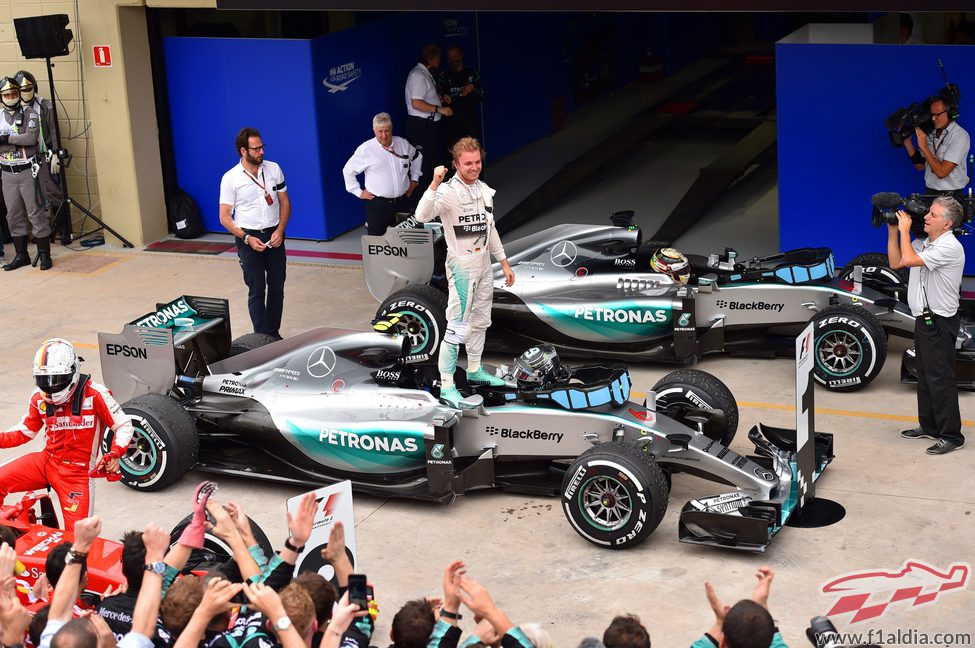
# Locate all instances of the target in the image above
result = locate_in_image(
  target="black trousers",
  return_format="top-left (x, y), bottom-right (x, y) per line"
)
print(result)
top-left (914, 313), bottom-right (964, 444)
top-left (237, 226), bottom-right (287, 338)
top-left (925, 187), bottom-right (966, 204)
top-left (364, 196), bottom-right (405, 235)
top-left (406, 116), bottom-right (443, 210)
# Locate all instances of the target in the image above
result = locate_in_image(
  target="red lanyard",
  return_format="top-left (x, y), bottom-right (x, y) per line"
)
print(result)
top-left (243, 168), bottom-right (273, 205)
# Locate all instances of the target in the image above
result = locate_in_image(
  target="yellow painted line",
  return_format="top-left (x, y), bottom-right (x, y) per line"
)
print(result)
top-left (632, 391), bottom-right (974, 427)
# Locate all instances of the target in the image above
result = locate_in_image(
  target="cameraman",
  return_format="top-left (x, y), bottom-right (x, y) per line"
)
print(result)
top-left (903, 98), bottom-right (970, 201)
top-left (888, 196), bottom-right (965, 455)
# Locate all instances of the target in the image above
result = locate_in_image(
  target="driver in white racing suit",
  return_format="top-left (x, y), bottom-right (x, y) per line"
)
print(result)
top-left (414, 137), bottom-right (515, 406)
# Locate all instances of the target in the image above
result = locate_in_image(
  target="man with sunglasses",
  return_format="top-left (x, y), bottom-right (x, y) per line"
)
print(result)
top-left (903, 98), bottom-right (970, 201)
top-left (343, 112), bottom-right (422, 235)
top-left (219, 127), bottom-right (291, 340)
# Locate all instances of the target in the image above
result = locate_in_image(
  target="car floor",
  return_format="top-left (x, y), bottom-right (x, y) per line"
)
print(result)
top-left (0, 245), bottom-right (971, 645)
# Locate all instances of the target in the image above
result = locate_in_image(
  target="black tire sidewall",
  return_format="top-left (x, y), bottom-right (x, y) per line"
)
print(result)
top-left (812, 311), bottom-right (880, 391)
top-left (118, 406), bottom-right (173, 490)
top-left (652, 370), bottom-right (738, 446)
top-left (169, 513), bottom-right (273, 573)
top-left (561, 447), bottom-right (662, 549)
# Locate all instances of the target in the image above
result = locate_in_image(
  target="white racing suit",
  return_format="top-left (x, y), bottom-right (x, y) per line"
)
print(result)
top-left (415, 177), bottom-right (506, 385)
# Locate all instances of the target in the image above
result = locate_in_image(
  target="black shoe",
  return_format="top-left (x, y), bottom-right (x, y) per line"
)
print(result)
top-left (901, 426), bottom-right (936, 440)
top-left (3, 236), bottom-right (30, 271)
top-left (926, 439), bottom-right (965, 455)
top-left (35, 237), bottom-right (53, 271)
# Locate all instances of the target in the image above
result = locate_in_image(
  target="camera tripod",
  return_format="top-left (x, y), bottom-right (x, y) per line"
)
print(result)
top-left (42, 55), bottom-right (133, 252)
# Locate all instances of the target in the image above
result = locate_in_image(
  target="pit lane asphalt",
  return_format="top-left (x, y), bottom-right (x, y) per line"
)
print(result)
top-left (1, 247), bottom-right (971, 645)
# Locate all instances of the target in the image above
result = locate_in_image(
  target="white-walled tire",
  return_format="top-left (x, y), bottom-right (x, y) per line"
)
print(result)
top-left (376, 286), bottom-right (447, 364)
top-left (810, 304), bottom-right (887, 392)
top-left (652, 370), bottom-right (738, 446)
top-left (561, 442), bottom-right (668, 549)
top-left (116, 394), bottom-right (198, 491)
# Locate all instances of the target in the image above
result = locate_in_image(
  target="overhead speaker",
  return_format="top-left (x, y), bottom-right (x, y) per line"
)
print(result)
top-left (13, 14), bottom-right (73, 59)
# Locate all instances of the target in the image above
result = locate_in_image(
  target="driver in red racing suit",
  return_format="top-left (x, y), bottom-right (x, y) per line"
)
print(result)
top-left (0, 338), bottom-right (133, 531)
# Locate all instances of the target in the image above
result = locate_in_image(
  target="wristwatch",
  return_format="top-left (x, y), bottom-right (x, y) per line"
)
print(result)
top-left (243, 234), bottom-right (251, 245)
top-left (274, 616), bottom-right (293, 633)
top-left (65, 549), bottom-right (88, 565)
top-left (143, 561), bottom-right (166, 575)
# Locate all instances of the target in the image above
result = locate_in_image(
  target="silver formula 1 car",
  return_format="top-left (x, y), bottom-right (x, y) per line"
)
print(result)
top-left (98, 296), bottom-right (833, 552)
top-left (363, 212), bottom-right (975, 391)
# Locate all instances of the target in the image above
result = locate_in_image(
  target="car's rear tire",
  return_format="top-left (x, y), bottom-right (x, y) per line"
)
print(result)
top-left (169, 513), bottom-right (273, 574)
top-left (838, 253), bottom-right (908, 301)
top-left (116, 394), bottom-right (198, 492)
top-left (651, 370), bottom-right (738, 446)
top-left (376, 285), bottom-right (447, 364)
top-left (809, 304), bottom-right (887, 392)
top-left (561, 442), bottom-right (668, 550)
top-left (228, 333), bottom-right (278, 358)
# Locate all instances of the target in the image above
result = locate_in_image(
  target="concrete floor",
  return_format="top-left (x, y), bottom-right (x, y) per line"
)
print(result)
top-left (1, 246), bottom-right (972, 646)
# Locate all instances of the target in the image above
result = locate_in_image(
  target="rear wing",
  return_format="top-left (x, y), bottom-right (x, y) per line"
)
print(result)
top-left (98, 296), bottom-right (231, 402)
top-left (361, 219), bottom-right (441, 301)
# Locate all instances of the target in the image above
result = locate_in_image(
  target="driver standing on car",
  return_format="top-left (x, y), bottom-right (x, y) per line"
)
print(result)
top-left (414, 137), bottom-right (515, 407)
top-left (888, 197), bottom-right (965, 455)
top-left (0, 339), bottom-right (133, 530)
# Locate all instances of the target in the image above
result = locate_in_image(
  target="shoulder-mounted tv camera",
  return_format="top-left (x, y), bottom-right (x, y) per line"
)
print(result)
top-left (884, 59), bottom-right (961, 147)
top-left (871, 191), bottom-right (973, 235)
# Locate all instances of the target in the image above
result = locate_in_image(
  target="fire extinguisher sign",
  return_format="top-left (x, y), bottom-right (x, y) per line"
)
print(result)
top-left (93, 46), bottom-right (112, 68)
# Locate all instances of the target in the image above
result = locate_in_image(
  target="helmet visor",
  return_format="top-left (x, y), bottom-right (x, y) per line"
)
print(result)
top-left (36, 373), bottom-right (73, 395)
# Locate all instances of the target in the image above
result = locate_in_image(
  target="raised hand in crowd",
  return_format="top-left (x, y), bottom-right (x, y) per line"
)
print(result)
top-left (696, 566), bottom-right (781, 648)
top-left (206, 495), bottom-right (260, 579)
top-left (225, 500), bottom-right (258, 548)
top-left (323, 590), bottom-right (369, 648)
top-left (242, 581), bottom-right (305, 648)
top-left (439, 560), bottom-right (466, 627)
top-left (458, 575), bottom-right (515, 637)
top-left (173, 577), bottom-right (244, 648)
top-left (0, 574), bottom-right (31, 646)
top-left (0, 542), bottom-right (17, 577)
top-left (282, 491), bottom-right (316, 565)
top-left (322, 520), bottom-right (353, 587)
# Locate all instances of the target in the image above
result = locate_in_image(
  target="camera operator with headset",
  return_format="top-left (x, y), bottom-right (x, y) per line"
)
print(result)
top-left (902, 97), bottom-right (970, 201)
top-left (888, 196), bottom-right (965, 455)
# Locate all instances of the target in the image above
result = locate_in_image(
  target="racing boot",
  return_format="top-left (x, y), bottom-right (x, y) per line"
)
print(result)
top-left (35, 236), bottom-right (53, 271)
top-left (2, 236), bottom-right (30, 271)
top-left (466, 367), bottom-right (506, 387)
top-left (439, 385), bottom-right (465, 408)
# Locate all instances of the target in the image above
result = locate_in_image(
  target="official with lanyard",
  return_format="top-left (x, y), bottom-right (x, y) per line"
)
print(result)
top-left (888, 196), bottom-right (966, 455)
top-left (343, 112), bottom-right (422, 235)
top-left (219, 127), bottom-right (290, 340)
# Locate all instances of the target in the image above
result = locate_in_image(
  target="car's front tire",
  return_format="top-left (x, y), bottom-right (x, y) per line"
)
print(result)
top-left (376, 285), bottom-right (447, 364)
top-left (116, 394), bottom-right (198, 491)
top-left (838, 253), bottom-right (908, 302)
top-left (809, 304), bottom-right (887, 391)
top-left (560, 442), bottom-right (668, 549)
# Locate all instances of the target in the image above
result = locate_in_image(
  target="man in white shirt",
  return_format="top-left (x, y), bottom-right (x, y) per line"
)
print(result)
top-left (219, 127), bottom-right (291, 340)
top-left (405, 43), bottom-right (453, 211)
top-left (343, 113), bottom-right (422, 235)
top-left (889, 196), bottom-right (966, 455)
top-left (903, 98), bottom-right (970, 201)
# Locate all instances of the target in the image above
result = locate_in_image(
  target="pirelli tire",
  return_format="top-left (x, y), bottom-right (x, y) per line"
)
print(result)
top-left (170, 513), bottom-right (273, 574)
top-left (228, 333), bottom-right (278, 357)
top-left (651, 370), bottom-right (738, 446)
top-left (561, 442), bottom-right (668, 550)
top-left (117, 394), bottom-right (198, 492)
top-left (810, 304), bottom-right (887, 392)
top-left (376, 285), bottom-right (448, 364)
top-left (838, 253), bottom-right (909, 301)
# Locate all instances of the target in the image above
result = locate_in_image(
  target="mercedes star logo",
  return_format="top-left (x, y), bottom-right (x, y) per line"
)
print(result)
top-left (306, 346), bottom-right (337, 378)
top-left (550, 240), bottom-right (577, 267)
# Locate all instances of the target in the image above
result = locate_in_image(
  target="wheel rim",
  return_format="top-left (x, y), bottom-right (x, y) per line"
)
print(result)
top-left (394, 310), bottom-right (431, 354)
top-left (122, 427), bottom-right (158, 477)
top-left (816, 330), bottom-right (863, 376)
top-left (578, 475), bottom-right (632, 531)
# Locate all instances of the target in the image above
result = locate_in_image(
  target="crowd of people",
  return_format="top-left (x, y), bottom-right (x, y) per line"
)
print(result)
top-left (0, 481), bottom-right (794, 648)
